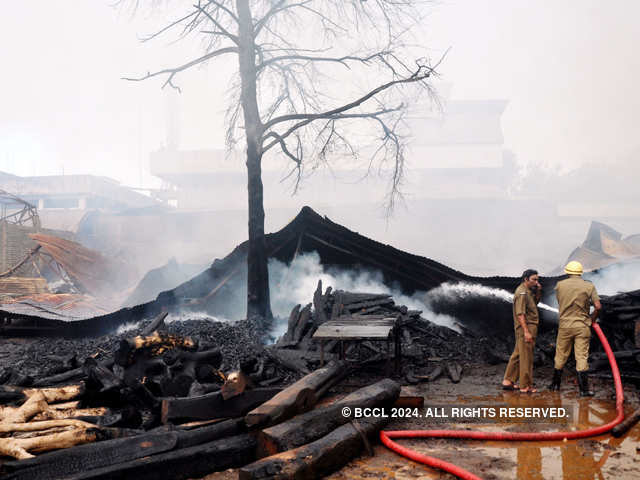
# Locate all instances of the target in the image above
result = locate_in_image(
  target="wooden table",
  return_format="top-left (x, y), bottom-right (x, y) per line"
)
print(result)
top-left (312, 314), bottom-right (401, 374)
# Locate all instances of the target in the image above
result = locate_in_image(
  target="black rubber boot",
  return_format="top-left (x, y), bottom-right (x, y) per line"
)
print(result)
top-left (577, 371), bottom-right (594, 397)
top-left (549, 368), bottom-right (562, 391)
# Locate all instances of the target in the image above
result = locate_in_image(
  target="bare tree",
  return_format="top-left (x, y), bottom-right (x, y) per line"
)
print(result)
top-left (123, 0), bottom-right (438, 323)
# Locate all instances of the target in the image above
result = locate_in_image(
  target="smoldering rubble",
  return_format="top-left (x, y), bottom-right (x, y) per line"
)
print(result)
top-left (0, 207), bottom-right (639, 479)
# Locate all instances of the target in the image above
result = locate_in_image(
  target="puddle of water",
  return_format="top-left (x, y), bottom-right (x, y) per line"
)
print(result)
top-left (330, 392), bottom-right (640, 480)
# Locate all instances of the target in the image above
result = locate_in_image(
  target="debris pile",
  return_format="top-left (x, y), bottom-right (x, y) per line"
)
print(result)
top-left (591, 289), bottom-right (640, 385)
top-left (0, 311), bottom-right (401, 479)
top-left (271, 280), bottom-right (512, 385)
top-left (1, 206), bottom-right (562, 338)
top-left (1, 280), bottom-right (639, 478)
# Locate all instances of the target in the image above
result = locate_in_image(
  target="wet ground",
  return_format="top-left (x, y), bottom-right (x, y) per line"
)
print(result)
top-left (205, 363), bottom-right (640, 480)
top-left (328, 363), bottom-right (640, 480)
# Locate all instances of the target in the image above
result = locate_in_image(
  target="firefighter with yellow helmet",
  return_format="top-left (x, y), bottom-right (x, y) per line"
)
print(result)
top-left (549, 261), bottom-right (602, 396)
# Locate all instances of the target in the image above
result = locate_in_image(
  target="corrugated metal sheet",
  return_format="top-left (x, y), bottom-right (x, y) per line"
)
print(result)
top-left (29, 233), bottom-right (131, 297)
top-left (0, 293), bottom-right (113, 321)
top-left (0, 277), bottom-right (48, 297)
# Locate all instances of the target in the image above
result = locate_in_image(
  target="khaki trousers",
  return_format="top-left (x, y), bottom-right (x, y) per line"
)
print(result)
top-left (554, 325), bottom-right (591, 372)
top-left (504, 323), bottom-right (538, 389)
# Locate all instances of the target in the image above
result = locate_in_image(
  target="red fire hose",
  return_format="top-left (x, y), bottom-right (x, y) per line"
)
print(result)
top-left (380, 323), bottom-right (625, 480)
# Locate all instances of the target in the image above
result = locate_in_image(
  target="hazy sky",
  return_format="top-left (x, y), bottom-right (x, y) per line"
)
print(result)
top-left (1, 0), bottom-right (638, 187)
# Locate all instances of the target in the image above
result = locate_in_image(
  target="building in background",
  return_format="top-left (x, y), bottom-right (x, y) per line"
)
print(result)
top-left (0, 171), bottom-right (160, 232)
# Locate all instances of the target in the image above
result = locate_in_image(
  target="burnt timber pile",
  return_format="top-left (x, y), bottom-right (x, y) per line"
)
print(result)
top-left (591, 288), bottom-right (640, 384)
top-left (0, 310), bottom-right (401, 479)
top-left (0, 286), bottom-right (499, 479)
top-left (271, 280), bottom-right (477, 383)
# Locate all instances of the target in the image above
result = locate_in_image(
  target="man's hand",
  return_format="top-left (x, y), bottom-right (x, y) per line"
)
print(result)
top-left (534, 282), bottom-right (542, 303)
top-left (524, 330), bottom-right (533, 343)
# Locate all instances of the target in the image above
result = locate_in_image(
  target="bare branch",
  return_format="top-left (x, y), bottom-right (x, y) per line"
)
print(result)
top-left (193, 3), bottom-right (239, 45)
top-left (262, 63), bottom-right (432, 139)
top-left (253, 1), bottom-right (312, 38)
top-left (139, 10), bottom-right (199, 43)
top-left (257, 51), bottom-right (392, 71)
top-left (122, 46), bottom-right (238, 90)
top-left (205, 0), bottom-right (238, 23)
top-left (262, 105), bottom-right (401, 153)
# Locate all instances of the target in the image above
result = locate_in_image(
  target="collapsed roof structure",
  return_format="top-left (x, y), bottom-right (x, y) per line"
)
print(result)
top-left (0, 207), bottom-right (561, 337)
top-left (0, 189), bottom-right (137, 320)
top-left (560, 221), bottom-right (640, 273)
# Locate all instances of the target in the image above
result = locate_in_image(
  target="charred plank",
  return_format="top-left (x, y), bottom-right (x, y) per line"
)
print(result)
top-left (239, 416), bottom-right (388, 480)
top-left (257, 378), bottom-right (399, 457)
top-left (161, 387), bottom-right (281, 424)
top-left (244, 360), bottom-right (348, 429)
top-left (62, 434), bottom-right (256, 480)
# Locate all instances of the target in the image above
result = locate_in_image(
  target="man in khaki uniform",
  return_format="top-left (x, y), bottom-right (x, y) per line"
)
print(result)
top-left (550, 261), bottom-right (601, 396)
top-left (503, 269), bottom-right (541, 393)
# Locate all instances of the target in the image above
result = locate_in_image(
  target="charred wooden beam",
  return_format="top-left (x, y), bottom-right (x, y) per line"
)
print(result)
top-left (257, 378), bottom-right (399, 457)
top-left (83, 358), bottom-right (122, 393)
top-left (1, 432), bottom-right (176, 480)
top-left (344, 297), bottom-right (394, 312)
top-left (244, 360), bottom-right (348, 429)
top-left (61, 433), bottom-right (256, 480)
top-left (312, 280), bottom-right (329, 326)
top-left (161, 387), bottom-right (282, 424)
top-left (140, 311), bottom-right (169, 336)
top-left (278, 304), bottom-right (301, 345)
top-left (31, 367), bottom-right (85, 387)
top-left (174, 418), bottom-right (246, 449)
top-left (264, 347), bottom-right (310, 375)
top-left (589, 349), bottom-right (640, 361)
top-left (611, 407), bottom-right (640, 437)
top-left (239, 416), bottom-right (389, 479)
top-left (0, 386), bottom-right (25, 405)
top-left (292, 303), bottom-right (312, 343)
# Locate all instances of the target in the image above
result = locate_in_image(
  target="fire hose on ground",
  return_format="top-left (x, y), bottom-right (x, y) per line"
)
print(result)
top-left (380, 322), bottom-right (625, 480)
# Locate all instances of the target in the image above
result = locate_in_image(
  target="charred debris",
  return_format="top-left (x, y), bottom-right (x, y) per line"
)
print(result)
top-left (1, 206), bottom-right (556, 336)
top-left (0, 206), bottom-right (639, 478)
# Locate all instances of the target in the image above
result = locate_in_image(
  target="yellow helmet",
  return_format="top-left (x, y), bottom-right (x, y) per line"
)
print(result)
top-left (564, 261), bottom-right (583, 275)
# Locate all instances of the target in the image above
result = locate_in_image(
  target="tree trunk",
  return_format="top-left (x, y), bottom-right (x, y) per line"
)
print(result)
top-left (237, 0), bottom-right (272, 322)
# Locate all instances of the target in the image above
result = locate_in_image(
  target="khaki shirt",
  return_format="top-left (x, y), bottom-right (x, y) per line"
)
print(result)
top-left (555, 276), bottom-right (600, 328)
top-left (513, 282), bottom-right (539, 327)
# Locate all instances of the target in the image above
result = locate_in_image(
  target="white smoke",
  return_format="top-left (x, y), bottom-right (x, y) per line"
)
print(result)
top-left (585, 261), bottom-right (640, 296)
top-left (164, 311), bottom-right (236, 324)
top-left (422, 281), bottom-right (558, 313)
top-left (423, 282), bottom-right (513, 303)
top-left (267, 251), bottom-right (459, 338)
top-left (115, 322), bottom-right (140, 335)
top-left (115, 311), bottom-right (235, 335)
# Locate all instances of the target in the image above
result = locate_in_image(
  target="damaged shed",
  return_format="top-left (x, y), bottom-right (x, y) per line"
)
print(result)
top-left (0, 206), bottom-right (559, 337)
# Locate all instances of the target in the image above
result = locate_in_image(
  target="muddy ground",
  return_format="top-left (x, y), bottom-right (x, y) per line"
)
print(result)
top-left (206, 363), bottom-right (640, 480)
